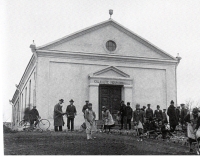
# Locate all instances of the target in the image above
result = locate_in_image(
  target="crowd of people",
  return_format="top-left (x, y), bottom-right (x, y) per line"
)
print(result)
top-left (23, 98), bottom-right (200, 152)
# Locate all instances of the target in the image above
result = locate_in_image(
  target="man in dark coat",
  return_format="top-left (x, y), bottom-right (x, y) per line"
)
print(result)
top-left (29, 106), bottom-right (40, 128)
top-left (82, 100), bottom-right (89, 118)
top-left (66, 99), bottom-right (77, 131)
top-left (167, 100), bottom-right (178, 132)
top-left (154, 105), bottom-right (163, 122)
top-left (119, 100), bottom-right (127, 130)
top-left (146, 104), bottom-right (153, 120)
top-left (180, 103), bottom-right (188, 130)
top-left (125, 102), bottom-right (133, 130)
top-left (54, 99), bottom-right (65, 132)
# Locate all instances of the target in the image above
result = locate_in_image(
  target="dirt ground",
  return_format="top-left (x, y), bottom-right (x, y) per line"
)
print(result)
top-left (3, 130), bottom-right (196, 155)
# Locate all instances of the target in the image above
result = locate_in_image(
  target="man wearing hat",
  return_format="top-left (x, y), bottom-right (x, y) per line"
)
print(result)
top-left (146, 104), bottom-right (153, 120)
top-left (66, 99), bottom-right (77, 131)
top-left (29, 105), bottom-right (40, 128)
top-left (154, 105), bottom-right (163, 122)
top-left (119, 100), bottom-right (127, 130)
top-left (125, 102), bottom-right (133, 130)
top-left (54, 99), bottom-right (65, 132)
top-left (82, 100), bottom-right (89, 118)
top-left (167, 100), bottom-right (178, 132)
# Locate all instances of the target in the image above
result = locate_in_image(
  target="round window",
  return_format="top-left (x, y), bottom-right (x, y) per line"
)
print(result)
top-left (106, 40), bottom-right (116, 51)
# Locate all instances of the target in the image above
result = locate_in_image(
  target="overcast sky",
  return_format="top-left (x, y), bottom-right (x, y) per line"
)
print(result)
top-left (1, 0), bottom-right (200, 122)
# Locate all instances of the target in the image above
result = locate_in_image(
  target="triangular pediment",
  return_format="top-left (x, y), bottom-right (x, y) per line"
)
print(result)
top-left (37, 19), bottom-right (177, 61)
top-left (91, 66), bottom-right (130, 78)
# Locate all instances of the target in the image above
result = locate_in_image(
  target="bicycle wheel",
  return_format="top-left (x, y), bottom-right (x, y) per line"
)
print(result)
top-left (38, 119), bottom-right (50, 131)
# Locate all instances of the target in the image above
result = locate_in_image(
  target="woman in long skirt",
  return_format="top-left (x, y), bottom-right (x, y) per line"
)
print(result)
top-left (102, 106), bottom-right (115, 133)
top-left (85, 103), bottom-right (96, 140)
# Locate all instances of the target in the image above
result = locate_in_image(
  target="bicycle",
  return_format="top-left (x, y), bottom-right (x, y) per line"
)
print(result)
top-left (19, 115), bottom-right (50, 132)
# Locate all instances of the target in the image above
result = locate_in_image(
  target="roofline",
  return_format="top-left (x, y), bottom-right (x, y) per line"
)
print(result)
top-left (37, 18), bottom-right (177, 61)
top-left (11, 54), bottom-right (36, 104)
top-left (37, 19), bottom-right (111, 49)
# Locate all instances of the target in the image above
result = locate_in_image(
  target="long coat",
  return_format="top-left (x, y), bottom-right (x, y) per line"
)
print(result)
top-left (167, 105), bottom-right (178, 126)
top-left (54, 103), bottom-right (64, 126)
top-left (102, 109), bottom-right (114, 126)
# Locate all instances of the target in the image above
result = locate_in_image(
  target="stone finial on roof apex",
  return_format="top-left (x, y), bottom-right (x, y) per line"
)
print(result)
top-left (30, 40), bottom-right (36, 52)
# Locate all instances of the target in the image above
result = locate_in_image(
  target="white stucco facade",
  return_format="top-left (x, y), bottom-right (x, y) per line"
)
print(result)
top-left (11, 19), bottom-right (180, 130)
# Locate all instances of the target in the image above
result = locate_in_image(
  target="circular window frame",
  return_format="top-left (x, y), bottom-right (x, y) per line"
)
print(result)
top-left (103, 39), bottom-right (119, 54)
top-left (106, 40), bottom-right (117, 52)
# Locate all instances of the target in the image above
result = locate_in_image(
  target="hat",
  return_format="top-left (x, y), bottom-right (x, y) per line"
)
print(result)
top-left (143, 106), bottom-right (146, 109)
top-left (127, 102), bottom-right (130, 105)
top-left (147, 104), bottom-right (151, 106)
top-left (85, 100), bottom-right (89, 102)
top-left (170, 100), bottom-right (174, 104)
top-left (157, 105), bottom-right (160, 108)
top-left (69, 99), bottom-right (74, 102)
top-left (102, 106), bottom-right (106, 109)
top-left (180, 103), bottom-right (185, 106)
top-left (59, 99), bottom-right (64, 102)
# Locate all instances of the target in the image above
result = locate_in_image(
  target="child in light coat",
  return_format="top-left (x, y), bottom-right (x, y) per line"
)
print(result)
top-left (85, 103), bottom-right (96, 140)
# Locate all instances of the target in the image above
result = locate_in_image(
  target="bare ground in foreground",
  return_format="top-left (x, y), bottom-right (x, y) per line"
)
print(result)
top-left (3, 131), bottom-right (195, 155)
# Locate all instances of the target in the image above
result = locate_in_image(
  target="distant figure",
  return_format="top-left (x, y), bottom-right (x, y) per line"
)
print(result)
top-left (85, 103), bottom-right (96, 140)
top-left (66, 99), bottom-right (77, 131)
top-left (102, 106), bottom-right (115, 133)
top-left (176, 106), bottom-right (181, 124)
top-left (167, 100), bottom-right (178, 132)
top-left (146, 104), bottom-right (153, 120)
top-left (82, 100), bottom-right (89, 118)
top-left (184, 108), bottom-right (200, 153)
top-left (54, 99), bottom-right (65, 132)
top-left (162, 109), bottom-right (168, 123)
top-left (180, 103), bottom-right (188, 130)
top-left (29, 106), bottom-right (40, 128)
top-left (119, 101), bottom-right (127, 130)
top-left (133, 104), bottom-right (145, 141)
top-left (154, 105), bottom-right (163, 122)
top-left (23, 107), bottom-right (30, 121)
top-left (126, 102), bottom-right (133, 130)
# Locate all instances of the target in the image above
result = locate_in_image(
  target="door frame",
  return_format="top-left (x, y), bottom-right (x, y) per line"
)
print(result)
top-left (98, 84), bottom-right (123, 120)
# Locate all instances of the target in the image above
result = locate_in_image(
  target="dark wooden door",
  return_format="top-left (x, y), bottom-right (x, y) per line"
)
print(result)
top-left (99, 85), bottom-right (122, 120)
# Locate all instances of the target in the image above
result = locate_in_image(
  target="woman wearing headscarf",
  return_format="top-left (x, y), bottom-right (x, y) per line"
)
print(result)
top-left (184, 107), bottom-right (200, 153)
top-left (102, 106), bottom-right (115, 133)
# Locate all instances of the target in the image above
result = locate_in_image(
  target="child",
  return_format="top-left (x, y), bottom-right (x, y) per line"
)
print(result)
top-left (85, 103), bottom-right (96, 140)
top-left (161, 120), bottom-right (172, 139)
top-left (102, 106), bottom-right (115, 133)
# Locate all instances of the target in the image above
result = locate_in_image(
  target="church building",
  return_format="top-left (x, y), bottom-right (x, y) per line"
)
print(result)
top-left (11, 15), bottom-right (181, 130)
